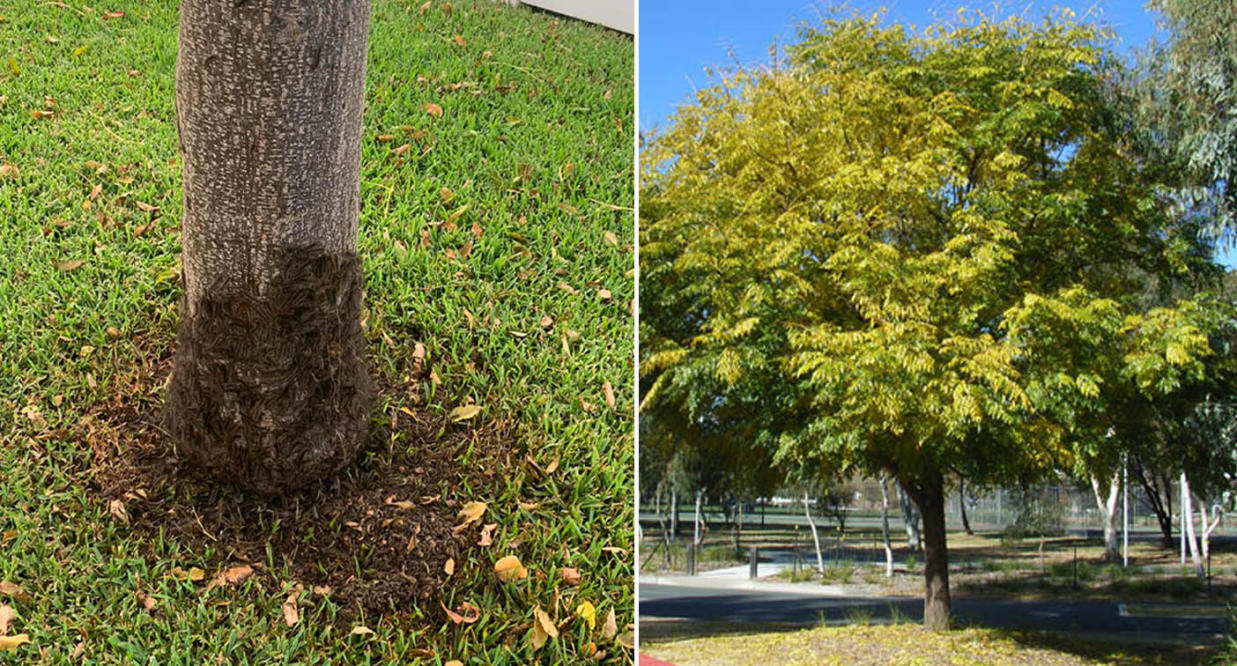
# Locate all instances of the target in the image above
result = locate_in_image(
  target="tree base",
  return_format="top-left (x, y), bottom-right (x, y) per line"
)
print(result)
top-left (164, 247), bottom-right (372, 495)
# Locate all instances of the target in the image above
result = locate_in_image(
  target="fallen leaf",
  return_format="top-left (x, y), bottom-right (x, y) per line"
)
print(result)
top-left (494, 555), bottom-right (527, 582)
top-left (449, 404), bottom-right (481, 422)
top-left (443, 558), bottom-right (455, 577)
top-left (188, 567), bottom-right (206, 582)
top-left (0, 605), bottom-right (13, 635)
top-left (576, 600), bottom-right (596, 630)
top-left (419, 0), bottom-right (431, 11)
top-left (108, 499), bottom-right (128, 525)
top-left (531, 605), bottom-right (559, 651)
top-left (54, 259), bottom-right (85, 271)
top-left (445, 661), bottom-right (462, 666)
top-left (30, 110), bottom-right (54, 120)
top-left (559, 567), bottom-right (581, 586)
top-left (615, 631), bottom-right (634, 650)
top-left (452, 35), bottom-right (466, 46)
top-left (71, 642), bottom-right (84, 659)
top-left (206, 564), bottom-right (254, 591)
top-left (101, 10), bottom-right (124, 20)
top-left (350, 625), bottom-right (375, 637)
top-left (519, 500), bottom-right (538, 511)
top-left (598, 289), bottom-right (612, 302)
top-left (72, 45), bottom-right (87, 57)
top-left (456, 501), bottom-right (486, 526)
top-left (136, 590), bottom-right (156, 612)
top-left (602, 546), bottom-right (628, 556)
top-left (5, 57), bottom-right (19, 76)
top-left (135, 201), bottom-right (157, 212)
top-left (0, 634), bottom-right (28, 652)
top-left (441, 600), bottom-right (480, 624)
top-left (442, 2), bottom-right (452, 16)
top-left (603, 231), bottom-right (618, 246)
top-left (544, 458), bottom-right (559, 474)
top-left (425, 102), bottom-right (443, 118)
top-left (477, 522), bottom-right (497, 547)
top-left (602, 607), bottom-right (617, 640)
top-left (88, 183), bottom-right (101, 200)
top-left (603, 381), bottom-right (616, 410)
top-left (392, 143), bottom-right (411, 155)
top-left (282, 590), bottom-right (298, 626)
top-left (0, 164), bottom-right (17, 179)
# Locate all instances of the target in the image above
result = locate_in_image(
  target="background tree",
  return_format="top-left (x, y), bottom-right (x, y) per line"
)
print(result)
top-left (166, 0), bottom-right (373, 494)
top-left (641, 11), bottom-right (1218, 630)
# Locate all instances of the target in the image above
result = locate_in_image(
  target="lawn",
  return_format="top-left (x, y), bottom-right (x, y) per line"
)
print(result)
top-left (0, 1), bottom-right (633, 663)
top-left (640, 622), bottom-right (1221, 665)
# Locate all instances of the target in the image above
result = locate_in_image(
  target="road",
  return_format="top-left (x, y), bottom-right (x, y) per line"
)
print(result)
top-left (640, 583), bottom-right (1230, 641)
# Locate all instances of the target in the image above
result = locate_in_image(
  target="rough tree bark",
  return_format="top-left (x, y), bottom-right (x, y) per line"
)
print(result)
top-left (958, 478), bottom-right (973, 536)
top-left (904, 470), bottom-right (951, 631)
top-left (167, 0), bottom-right (373, 494)
top-left (1133, 459), bottom-right (1175, 547)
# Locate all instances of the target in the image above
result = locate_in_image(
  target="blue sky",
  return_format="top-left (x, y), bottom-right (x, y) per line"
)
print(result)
top-left (639, 0), bottom-right (1235, 267)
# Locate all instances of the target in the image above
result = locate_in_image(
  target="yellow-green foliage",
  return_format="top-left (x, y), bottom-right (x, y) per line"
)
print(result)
top-left (640, 9), bottom-right (1220, 482)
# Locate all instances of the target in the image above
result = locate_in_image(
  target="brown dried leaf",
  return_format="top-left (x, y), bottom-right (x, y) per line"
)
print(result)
top-left (108, 499), bottom-right (128, 525)
top-left (452, 35), bottom-right (466, 47)
top-left (477, 522), bottom-right (497, 547)
top-left (425, 102), bottom-right (443, 118)
top-left (206, 564), bottom-right (254, 591)
top-left (88, 184), bottom-right (101, 200)
top-left (54, 259), bottom-right (85, 271)
top-left (615, 630), bottom-right (634, 649)
top-left (602, 607), bottom-right (617, 640)
top-left (136, 590), bottom-right (156, 612)
top-left (443, 558), bottom-right (455, 578)
top-left (441, 600), bottom-right (480, 624)
top-left (0, 604), bottom-right (14, 635)
top-left (598, 289), bottom-right (612, 302)
top-left (419, 0), bottom-right (431, 11)
top-left (0, 164), bottom-right (17, 179)
top-left (559, 567), bottom-right (581, 586)
top-left (135, 201), bottom-right (157, 212)
top-left (603, 381), bottom-right (616, 410)
top-left (101, 10), bottom-right (124, 20)
top-left (282, 590), bottom-right (299, 626)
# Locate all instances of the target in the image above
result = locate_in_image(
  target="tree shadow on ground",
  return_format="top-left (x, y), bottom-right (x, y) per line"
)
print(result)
top-left (75, 334), bottom-right (520, 619)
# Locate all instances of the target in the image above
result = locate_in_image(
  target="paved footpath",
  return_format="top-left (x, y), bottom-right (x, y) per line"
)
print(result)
top-left (640, 576), bottom-right (1230, 643)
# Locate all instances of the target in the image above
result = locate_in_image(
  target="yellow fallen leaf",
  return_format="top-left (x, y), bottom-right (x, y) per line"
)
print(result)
top-left (6, 57), bottom-right (19, 76)
top-left (456, 501), bottom-right (486, 526)
top-left (445, 661), bottom-right (462, 666)
top-left (0, 634), bottom-right (28, 652)
top-left (449, 404), bottom-right (481, 422)
top-left (494, 555), bottom-right (527, 582)
top-left (604, 231), bottom-right (618, 246)
top-left (530, 605), bottom-right (558, 651)
top-left (73, 45), bottom-right (88, 57)
top-left (188, 567), bottom-right (206, 582)
top-left (576, 600), bottom-right (596, 630)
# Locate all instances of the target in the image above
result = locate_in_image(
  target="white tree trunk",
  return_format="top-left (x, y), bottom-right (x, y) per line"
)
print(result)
top-left (879, 473), bottom-right (894, 577)
top-left (1089, 468), bottom-right (1121, 560)
top-left (1200, 500), bottom-right (1221, 575)
top-left (804, 490), bottom-right (825, 573)
top-left (898, 482), bottom-right (921, 552)
top-left (1181, 475), bottom-right (1204, 577)
top-left (167, 0), bottom-right (373, 494)
top-left (669, 489), bottom-right (678, 542)
top-left (693, 488), bottom-right (703, 547)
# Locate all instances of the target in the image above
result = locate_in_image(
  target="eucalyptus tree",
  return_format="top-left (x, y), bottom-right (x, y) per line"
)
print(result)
top-left (166, 1), bottom-right (373, 494)
top-left (641, 11), bottom-right (1214, 630)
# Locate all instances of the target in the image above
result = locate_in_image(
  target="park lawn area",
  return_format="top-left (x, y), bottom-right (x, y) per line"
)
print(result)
top-left (0, 1), bottom-right (633, 664)
top-left (639, 622), bottom-right (1221, 666)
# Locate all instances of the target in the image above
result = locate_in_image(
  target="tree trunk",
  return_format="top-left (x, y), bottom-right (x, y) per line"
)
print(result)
top-left (879, 473), bottom-right (894, 577)
top-left (804, 490), bottom-right (825, 573)
top-left (1182, 475), bottom-right (1203, 577)
top-left (734, 497), bottom-right (743, 550)
top-left (905, 470), bottom-right (951, 631)
top-left (167, 0), bottom-right (373, 495)
top-left (670, 489), bottom-right (679, 541)
top-left (1133, 460), bottom-right (1175, 548)
top-left (1089, 468), bottom-right (1121, 561)
top-left (958, 478), bottom-right (973, 536)
top-left (897, 482), bottom-right (922, 552)
top-left (693, 488), bottom-right (703, 547)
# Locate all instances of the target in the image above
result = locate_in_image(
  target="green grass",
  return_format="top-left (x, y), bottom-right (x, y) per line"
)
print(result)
top-left (0, 1), bottom-right (633, 663)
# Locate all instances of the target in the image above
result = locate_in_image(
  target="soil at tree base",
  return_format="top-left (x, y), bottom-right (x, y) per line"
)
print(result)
top-left (80, 335), bottom-right (517, 618)
top-left (164, 248), bottom-right (372, 495)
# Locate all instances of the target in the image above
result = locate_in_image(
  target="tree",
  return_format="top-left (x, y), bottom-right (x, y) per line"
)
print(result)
top-left (641, 11), bottom-right (1216, 630)
top-left (1137, 0), bottom-right (1237, 234)
top-left (166, 1), bottom-right (373, 494)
